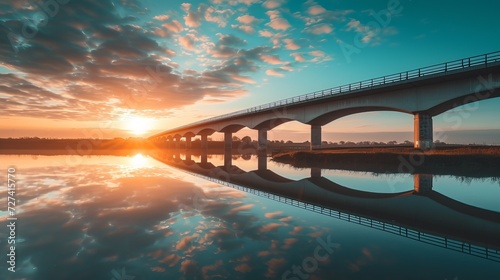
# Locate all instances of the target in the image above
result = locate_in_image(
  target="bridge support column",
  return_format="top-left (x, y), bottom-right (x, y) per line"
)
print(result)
top-left (414, 112), bottom-right (433, 149)
top-left (258, 151), bottom-right (267, 171)
top-left (174, 148), bottom-right (181, 161)
top-left (175, 136), bottom-right (181, 149)
top-left (201, 134), bottom-right (208, 150)
top-left (311, 167), bottom-right (321, 178)
top-left (224, 131), bottom-right (232, 169)
top-left (185, 136), bottom-right (191, 149)
top-left (310, 125), bottom-right (322, 150)
top-left (201, 151), bottom-right (208, 164)
top-left (414, 174), bottom-right (433, 194)
top-left (200, 134), bottom-right (208, 164)
top-left (258, 129), bottom-right (268, 152)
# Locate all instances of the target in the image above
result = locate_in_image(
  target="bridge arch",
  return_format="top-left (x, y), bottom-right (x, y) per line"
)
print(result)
top-left (252, 117), bottom-right (296, 130)
top-left (307, 106), bottom-right (413, 126)
top-left (427, 91), bottom-right (500, 117)
top-left (219, 124), bottom-right (246, 133)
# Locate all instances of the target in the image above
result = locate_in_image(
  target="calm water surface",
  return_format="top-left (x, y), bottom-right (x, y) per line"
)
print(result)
top-left (1, 152), bottom-right (499, 280)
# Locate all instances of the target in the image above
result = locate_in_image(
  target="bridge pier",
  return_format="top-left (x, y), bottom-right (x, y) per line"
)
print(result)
top-left (174, 136), bottom-right (181, 149)
top-left (200, 151), bottom-right (208, 164)
top-left (174, 149), bottom-right (181, 161)
top-left (258, 151), bottom-right (267, 171)
top-left (224, 131), bottom-right (232, 169)
top-left (200, 134), bottom-right (208, 150)
top-left (310, 125), bottom-right (322, 150)
top-left (414, 112), bottom-right (433, 149)
top-left (414, 174), bottom-right (433, 194)
top-left (166, 137), bottom-right (172, 149)
top-left (258, 129), bottom-right (268, 152)
top-left (311, 167), bottom-right (321, 178)
top-left (185, 136), bottom-right (191, 149)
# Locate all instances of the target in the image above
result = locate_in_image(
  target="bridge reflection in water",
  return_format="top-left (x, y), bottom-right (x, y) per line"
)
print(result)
top-left (149, 151), bottom-right (500, 263)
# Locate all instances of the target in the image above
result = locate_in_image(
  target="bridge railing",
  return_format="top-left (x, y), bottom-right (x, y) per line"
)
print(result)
top-left (156, 51), bottom-right (500, 135)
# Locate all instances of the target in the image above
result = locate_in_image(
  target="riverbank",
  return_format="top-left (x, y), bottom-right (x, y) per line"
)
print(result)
top-left (272, 146), bottom-right (500, 177)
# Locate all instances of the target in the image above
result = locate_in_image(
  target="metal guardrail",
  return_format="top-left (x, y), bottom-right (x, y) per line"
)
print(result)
top-left (153, 51), bottom-right (500, 136)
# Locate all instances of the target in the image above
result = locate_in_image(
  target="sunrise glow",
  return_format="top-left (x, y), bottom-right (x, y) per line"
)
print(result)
top-left (126, 117), bottom-right (154, 136)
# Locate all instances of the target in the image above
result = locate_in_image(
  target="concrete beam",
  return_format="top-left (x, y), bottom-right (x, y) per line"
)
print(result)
top-left (185, 136), bottom-right (192, 149)
top-left (310, 125), bottom-right (322, 150)
top-left (414, 112), bottom-right (433, 149)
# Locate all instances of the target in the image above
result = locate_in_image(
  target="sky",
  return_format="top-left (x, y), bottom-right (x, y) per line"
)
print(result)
top-left (1, 0), bottom-right (500, 143)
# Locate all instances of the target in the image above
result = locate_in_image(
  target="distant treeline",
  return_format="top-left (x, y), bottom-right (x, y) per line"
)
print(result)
top-left (0, 138), bottom-right (154, 150)
top-left (0, 137), bottom-right (449, 151)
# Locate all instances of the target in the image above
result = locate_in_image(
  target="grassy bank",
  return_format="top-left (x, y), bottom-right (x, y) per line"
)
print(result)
top-left (272, 146), bottom-right (500, 177)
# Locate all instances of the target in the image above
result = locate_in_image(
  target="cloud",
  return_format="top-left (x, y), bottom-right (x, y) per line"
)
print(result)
top-left (217, 33), bottom-right (247, 46)
top-left (237, 15), bottom-right (258, 25)
top-left (235, 25), bottom-right (255, 34)
top-left (153, 14), bottom-right (170, 21)
top-left (346, 18), bottom-right (399, 45)
top-left (266, 10), bottom-right (291, 31)
top-left (283, 38), bottom-right (300, 50)
top-left (212, 0), bottom-right (260, 6)
top-left (0, 0), bottom-right (259, 120)
top-left (182, 3), bottom-right (202, 28)
top-left (294, 3), bottom-right (353, 26)
top-left (205, 6), bottom-right (234, 27)
top-left (233, 16), bottom-right (260, 34)
top-left (304, 23), bottom-right (333, 35)
top-left (234, 263), bottom-right (252, 273)
top-left (290, 52), bottom-right (306, 62)
top-left (265, 211), bottom-right (283, 218)
top-left (308, 4), bottom-right (326, 15)
top-left (259, 29), bottom-right (274, 37)
top-left (231, 74), bottom-right (256, 84)
top-left (261, 54), bottom-right (285, 65)
top-left (266, 258), bottom-right (287, 278)
top-left (281, 238), bottom-right (298, 249)
top-left (262, 0), bottom-right (286, 9)
top-left (230, 203), bottom-right (255, 213)
top-left (202, 260), bottom-right (225, 279)
top-left (163, 20), bottom-right (184, 33)
top-left (309, 50), bottom-right (326, 57)
top-left (179, 34), bottom-right (197, 51)
top-left (347, 19), bottom-right (369, 41)
top-left (260, 222), bottom-right (282, 232)
top-left (266, 69), bottom-right (283, 77)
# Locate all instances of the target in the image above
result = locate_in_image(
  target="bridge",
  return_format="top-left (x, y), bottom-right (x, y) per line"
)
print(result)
top-left (149, 151), bottom-right (500, 263)
top-left (149, 51), bottom-right (500, 150)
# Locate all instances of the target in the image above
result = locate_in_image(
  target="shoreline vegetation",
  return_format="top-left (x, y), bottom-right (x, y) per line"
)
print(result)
top-left (272, 146), bottom-right (500, 177)
top-left (2, 138), bottom-right (500, 177)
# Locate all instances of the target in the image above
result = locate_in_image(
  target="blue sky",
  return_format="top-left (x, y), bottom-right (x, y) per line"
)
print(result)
top-left (0, 0), bottom-right (499, 143)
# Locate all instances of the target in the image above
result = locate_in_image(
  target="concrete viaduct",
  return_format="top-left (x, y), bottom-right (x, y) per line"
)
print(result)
top-left (149, 51), bottom-right (500, 150)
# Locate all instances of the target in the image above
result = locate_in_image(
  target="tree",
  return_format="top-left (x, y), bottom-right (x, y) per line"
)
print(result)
top-left (242, 136), bottom-right (252, 144)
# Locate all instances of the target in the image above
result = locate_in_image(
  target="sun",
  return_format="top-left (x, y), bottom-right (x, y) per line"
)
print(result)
top-left (129, 153), bottom-right (147, 168)
top-left (127, 116), bottom-right (154, 135)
